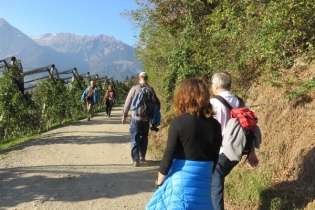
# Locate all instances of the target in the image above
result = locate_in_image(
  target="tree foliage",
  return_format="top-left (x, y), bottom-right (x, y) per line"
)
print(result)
top-left (128, 0), bottom-right (315, 108)
top-left (0, 63), bottom-right (40, 141)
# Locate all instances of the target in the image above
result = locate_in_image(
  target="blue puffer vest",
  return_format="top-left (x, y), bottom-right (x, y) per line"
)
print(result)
top-left (146, 159), bottom-right (214, 210)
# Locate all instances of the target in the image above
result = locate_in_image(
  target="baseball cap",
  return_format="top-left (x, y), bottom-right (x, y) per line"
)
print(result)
top-left (139, 72), bottom-right (147, 77)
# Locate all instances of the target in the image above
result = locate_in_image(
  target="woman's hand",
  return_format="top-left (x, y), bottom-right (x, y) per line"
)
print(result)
top-left (155, 179), bottom-right (163, 187)
top-left (155, 172), bottom-right (166, 187)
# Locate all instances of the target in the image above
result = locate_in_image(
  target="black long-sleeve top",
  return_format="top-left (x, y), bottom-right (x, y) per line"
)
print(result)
top-left (159, 113), bottom-right (222, 175)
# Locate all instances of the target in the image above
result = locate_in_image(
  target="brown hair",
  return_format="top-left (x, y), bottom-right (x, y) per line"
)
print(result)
top-left (173, 78), bottom-right (215, 118)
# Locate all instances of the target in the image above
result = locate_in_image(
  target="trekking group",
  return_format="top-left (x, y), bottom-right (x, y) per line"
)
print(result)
top-left (81, 71), bottom-right (261, 210)
top-left (81, 81), bottom-right (116, 120)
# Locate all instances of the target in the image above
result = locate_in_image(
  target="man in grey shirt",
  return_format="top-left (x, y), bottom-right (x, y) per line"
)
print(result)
top-left (122, 72), bottom-right (158, 167)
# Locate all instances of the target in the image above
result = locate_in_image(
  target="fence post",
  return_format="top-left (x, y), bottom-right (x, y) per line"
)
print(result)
top-left (72, 67), bottom-right (83, 90)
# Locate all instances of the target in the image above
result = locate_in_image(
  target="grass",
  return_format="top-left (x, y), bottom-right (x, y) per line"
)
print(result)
top-left (225, 164), bottom-right (273, 209)
top-left (0, 135), bottom-right (41, 151)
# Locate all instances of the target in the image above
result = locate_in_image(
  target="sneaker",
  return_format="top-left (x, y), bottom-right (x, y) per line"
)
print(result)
top-left (133, 161), bottom-right (140, 167)
top-left (140, 156), bottom-right (146, 162)
top-left (150, 126), bottom-right (159, 132)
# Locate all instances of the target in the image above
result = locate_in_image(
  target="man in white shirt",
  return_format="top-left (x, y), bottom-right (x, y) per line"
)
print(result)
top-left (210, 72), bottom-right (259, 210)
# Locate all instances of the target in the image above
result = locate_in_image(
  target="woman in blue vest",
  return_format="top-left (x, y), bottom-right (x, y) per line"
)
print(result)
top-left (146, 78), bottom-right (223, 210)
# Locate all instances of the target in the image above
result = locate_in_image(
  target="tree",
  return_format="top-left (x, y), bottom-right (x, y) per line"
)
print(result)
top-left (127, 0), bottom-right (315, 105)
top-left (0, 63), bottom-right (40, 141)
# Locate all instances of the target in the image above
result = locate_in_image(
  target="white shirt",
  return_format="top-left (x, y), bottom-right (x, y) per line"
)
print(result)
top-left (210, 91), bottom-right (241, 153)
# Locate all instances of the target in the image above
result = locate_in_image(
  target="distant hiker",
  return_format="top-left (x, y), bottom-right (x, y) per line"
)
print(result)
top-left (81, 80), bottom-right (98, 121)
top-left (146, 78), bottom-right (222, 210)
top-left (103, 84), bottom-right (116, 117)
top-left (210, 72), bottom-right (261, 210)
top-left (122, 72), bottom-right (160, 167)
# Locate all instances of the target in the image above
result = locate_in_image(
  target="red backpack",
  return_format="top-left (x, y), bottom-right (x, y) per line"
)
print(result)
top-left (230, 107), bottom-right (258, 131)
top-left (214, 95), bottom-right (258, 156)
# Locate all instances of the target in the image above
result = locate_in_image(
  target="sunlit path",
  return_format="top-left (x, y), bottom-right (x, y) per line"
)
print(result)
top-left (0, 106), bottom-right (159, 210)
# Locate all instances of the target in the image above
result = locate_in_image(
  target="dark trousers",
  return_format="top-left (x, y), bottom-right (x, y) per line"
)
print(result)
top-left (105, 99), bottom-right (114, 116)
top-left (211, 153), bottom-right (239, 210)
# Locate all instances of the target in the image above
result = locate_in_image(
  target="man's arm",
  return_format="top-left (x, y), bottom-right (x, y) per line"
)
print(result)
top-left (122, 86), bottom-right (136, 124)
top-left (248, 126), bottom-right (261, 167)
top-left (81, 87), bottom-right (88, 101)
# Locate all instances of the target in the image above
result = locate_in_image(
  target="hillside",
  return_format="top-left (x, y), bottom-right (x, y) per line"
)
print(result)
top-left (243, 63), bottom-right (315, 209)
top-left (129, 6), bottom-right (315, 209)
top-left (149, 62), bottom-right (315, 209)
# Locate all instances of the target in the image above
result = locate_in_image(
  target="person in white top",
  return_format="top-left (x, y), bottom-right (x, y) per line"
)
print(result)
top-left (210, 72), bottom-right (259, 210)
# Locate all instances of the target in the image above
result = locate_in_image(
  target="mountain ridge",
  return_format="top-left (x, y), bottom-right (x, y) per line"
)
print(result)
top-left (0, 18), bottom-right (140, 81)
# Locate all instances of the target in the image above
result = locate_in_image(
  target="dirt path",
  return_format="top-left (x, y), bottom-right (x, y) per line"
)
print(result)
top-left (0, 106), bottom-right (160, 210)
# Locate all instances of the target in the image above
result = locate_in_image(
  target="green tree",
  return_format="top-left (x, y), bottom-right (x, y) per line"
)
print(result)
top-left (0, 63), bottom-right (40, 142)
top-left (34, 78), bottom-right (68, 130)
top-left (128, 0), bottom-right (315, 105)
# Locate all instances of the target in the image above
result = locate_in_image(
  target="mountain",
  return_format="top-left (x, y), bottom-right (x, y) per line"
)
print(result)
top-left (0, 18), bottom-right (89, 73)
top-left (31, 33), bottom-right (141, 81)
top-left (0, 18), bottom-right (141, 81)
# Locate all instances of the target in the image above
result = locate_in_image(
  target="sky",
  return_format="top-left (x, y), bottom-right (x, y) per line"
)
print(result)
top-left (1, 0), bottom-right (140, 46)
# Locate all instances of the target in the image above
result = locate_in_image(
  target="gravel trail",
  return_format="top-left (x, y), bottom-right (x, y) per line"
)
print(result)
top-left (0, 106), bottom-right (159, 210)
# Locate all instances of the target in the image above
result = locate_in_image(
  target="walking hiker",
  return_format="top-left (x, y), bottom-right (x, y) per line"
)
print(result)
top-left (146, 78), bottom-right (222, 210)
top-left (103, 84), bottom-right (116, 117)
top-left (122, 72), bottom-right (160, 167)
top-left (210, 72), bottom-right (260, 210)
top-left (81, 80), bottom-right (98, 121)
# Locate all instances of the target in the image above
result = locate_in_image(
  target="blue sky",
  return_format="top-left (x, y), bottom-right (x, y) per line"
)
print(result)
top-left (1, 0), bottom-right (140, 46)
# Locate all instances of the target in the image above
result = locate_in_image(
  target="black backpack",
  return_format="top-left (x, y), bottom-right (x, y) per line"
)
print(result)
top-left (131, 84), bottom-right (159, 118)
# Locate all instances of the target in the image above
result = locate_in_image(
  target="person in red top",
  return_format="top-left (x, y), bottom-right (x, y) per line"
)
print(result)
top-left (103, 84), bottom-right (116, 117)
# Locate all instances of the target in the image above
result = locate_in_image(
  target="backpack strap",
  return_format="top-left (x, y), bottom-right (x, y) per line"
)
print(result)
top-left (236, 96), bottom-right (245, 108)
top-left (213, 95), bottom-right (245, 109)
top-left (213, 95), bottom-right (233, 110)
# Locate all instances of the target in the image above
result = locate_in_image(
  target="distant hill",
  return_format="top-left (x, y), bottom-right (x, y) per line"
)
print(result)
top-left (0, 18), bottom-right (141, 81)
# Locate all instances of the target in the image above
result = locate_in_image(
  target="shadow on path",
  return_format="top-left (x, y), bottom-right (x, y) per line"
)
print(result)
top-left (0, 109), bottom-right (130, 155)
top-left (0, 164), bottom-right (159, 208)
top-left (0, 133), bottom-right (131, 156)
top-left (0, 106), bottom-right (163, 209)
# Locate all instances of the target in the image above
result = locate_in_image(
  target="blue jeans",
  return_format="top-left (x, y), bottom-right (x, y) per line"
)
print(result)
top-left (129, 118), bottom-right (149, 162)
top-left (211, 153), bottom-right (239, 210)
